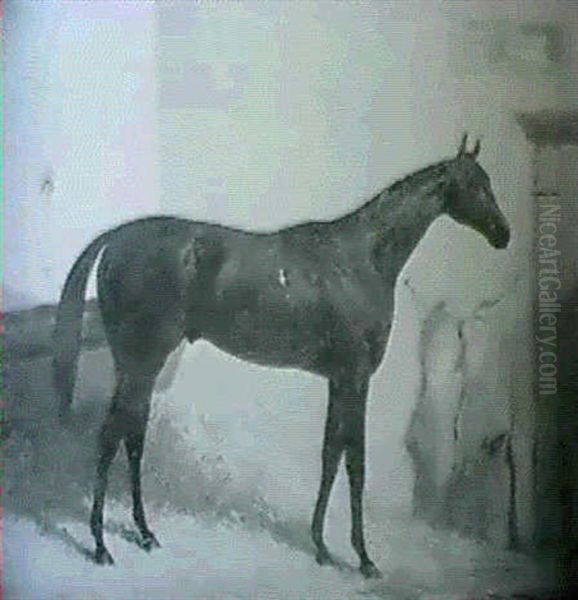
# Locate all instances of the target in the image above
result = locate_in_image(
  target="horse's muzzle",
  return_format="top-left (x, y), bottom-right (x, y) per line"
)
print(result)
top-left (491, 225), bottom-right (510, 249)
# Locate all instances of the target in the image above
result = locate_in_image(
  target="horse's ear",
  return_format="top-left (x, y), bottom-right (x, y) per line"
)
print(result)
top-left (471, 138), bottom-right (481, 159)
top-left (457, 133), bottom-right (468, 157)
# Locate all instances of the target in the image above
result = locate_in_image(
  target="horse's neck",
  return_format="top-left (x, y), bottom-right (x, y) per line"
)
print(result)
top-left (356, 163), bottom-right (448, 281)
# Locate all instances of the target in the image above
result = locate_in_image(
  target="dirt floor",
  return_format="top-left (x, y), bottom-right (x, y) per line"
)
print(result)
top-left (4, 348), bottom-right (558, 599)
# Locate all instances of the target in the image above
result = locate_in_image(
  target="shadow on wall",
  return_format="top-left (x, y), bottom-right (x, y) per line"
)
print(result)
top-left (405, 282), bottom-right (517, 549)
top-left (3, 308), bottom-right (317, 563)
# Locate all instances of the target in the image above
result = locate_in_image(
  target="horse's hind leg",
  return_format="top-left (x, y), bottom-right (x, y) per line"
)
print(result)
top-left (90, 370), bottom-right (157, 564)
top-left (124, 383), bottom-right (160, 551)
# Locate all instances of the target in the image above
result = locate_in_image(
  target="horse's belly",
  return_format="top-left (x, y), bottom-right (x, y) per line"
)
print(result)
top-left (189, 261), bottom-right (392, 374)
top-left (202, 307), bottom-right (327, 370)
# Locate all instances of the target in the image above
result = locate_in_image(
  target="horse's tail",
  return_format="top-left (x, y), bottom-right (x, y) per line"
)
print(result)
top-left (52, 229), bottom-right (113, 422)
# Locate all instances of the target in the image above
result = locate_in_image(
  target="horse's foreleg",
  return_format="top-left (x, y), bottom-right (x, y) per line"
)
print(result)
top-left (312, 380), bottom-right (345, 566)
top-left (342, 377), bottom-right (381, 578)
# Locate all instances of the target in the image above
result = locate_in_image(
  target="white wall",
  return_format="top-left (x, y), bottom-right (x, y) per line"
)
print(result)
top-left (4, 0), bottom-right (159, 310)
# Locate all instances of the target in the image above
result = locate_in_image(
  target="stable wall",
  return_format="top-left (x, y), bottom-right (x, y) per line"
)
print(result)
top-left (155, 0), bottom-right (578, 549)
top-left (4, 1), bottom-right (159, 310)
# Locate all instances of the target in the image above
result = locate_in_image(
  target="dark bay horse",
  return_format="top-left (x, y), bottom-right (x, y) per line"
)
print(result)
top-left (53, 135), bottom-right (510, 577)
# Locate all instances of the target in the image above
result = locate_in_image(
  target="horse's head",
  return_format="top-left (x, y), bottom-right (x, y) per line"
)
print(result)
top-left (443, 134), bottom-right (510, 249)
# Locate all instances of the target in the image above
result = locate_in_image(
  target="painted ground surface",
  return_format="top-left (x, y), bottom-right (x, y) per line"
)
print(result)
top-left (4, 504), bottom-right (549, 600)
top-left (4, 347), bottom-right (552, 599)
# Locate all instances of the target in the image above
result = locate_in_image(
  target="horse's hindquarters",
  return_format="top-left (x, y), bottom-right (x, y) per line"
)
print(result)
top-left (96, 233), bottom-right (191, 376)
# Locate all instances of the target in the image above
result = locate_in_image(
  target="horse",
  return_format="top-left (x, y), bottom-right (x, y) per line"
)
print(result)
top-left (53, 134), bottom-right (510, 578)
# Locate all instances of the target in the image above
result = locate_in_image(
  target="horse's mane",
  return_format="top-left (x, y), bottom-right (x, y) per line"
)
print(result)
top-left (344, 158), bottom-right (450, 221)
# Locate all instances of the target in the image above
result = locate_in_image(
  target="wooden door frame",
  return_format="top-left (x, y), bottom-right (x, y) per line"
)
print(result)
top-left (517, 109), bottom-right (578, 591)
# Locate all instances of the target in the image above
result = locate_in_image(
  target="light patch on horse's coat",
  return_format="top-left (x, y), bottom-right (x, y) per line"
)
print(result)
top-left (181, 241), bottom-right (197, 276)
top-left (279, 269), bottom-right (288, 287)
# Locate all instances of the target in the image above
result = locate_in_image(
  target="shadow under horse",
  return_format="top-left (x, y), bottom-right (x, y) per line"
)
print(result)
top-left (53, 134), bottom-right (510, 578)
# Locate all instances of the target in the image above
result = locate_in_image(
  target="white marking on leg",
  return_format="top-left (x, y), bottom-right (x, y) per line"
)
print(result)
top-left (279, 268), bottom-right (288, 287)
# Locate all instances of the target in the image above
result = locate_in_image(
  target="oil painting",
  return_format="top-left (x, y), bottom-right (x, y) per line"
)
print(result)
top-left (3, 2), bottom-right (578, 598)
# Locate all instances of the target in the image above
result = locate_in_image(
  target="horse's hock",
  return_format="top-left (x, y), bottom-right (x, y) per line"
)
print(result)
top-left (405, 298), bottom-right (515, 547)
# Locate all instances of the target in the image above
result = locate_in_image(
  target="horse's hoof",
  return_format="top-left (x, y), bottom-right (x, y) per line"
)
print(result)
top-left (360, 560), bottom-right (382, 579)
top-left (141, 532), bottom-right (161, 552)
top-left (315, 548), bottom-right (335, 567)
top-left (95, 547), bottom-right (115, 566)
